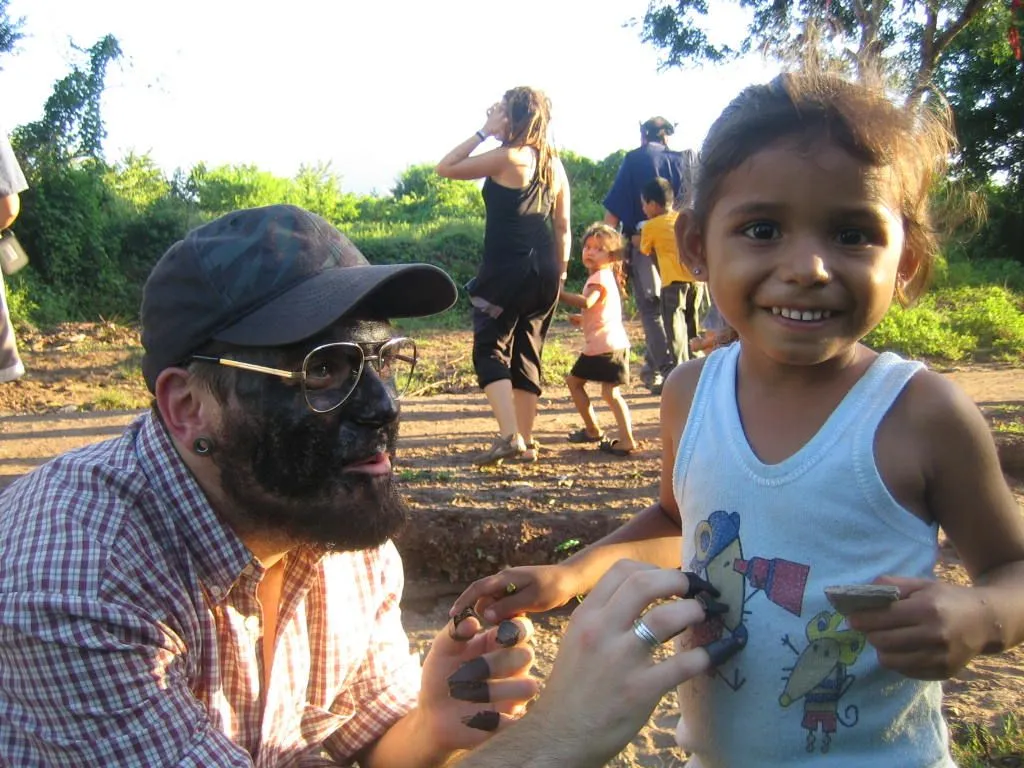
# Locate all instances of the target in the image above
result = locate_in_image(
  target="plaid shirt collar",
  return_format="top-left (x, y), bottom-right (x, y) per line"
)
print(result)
top-left (135, 413), bottom-right (256, 604)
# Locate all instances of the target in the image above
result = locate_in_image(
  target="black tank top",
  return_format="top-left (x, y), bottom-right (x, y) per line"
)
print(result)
top-left (480, 169), bottom-right (555, 279)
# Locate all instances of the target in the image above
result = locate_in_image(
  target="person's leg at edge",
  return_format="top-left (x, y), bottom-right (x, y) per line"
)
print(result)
top-left (601, 382), bottom-right (636, 451)
top-left (0, 273), bottom-right (25, 383)
top-left (566, 374), bottom-right (601, 438)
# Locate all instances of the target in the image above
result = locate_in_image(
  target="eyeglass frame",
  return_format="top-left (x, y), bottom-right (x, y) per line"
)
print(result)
top-left (188, 336), bottom-right (418, 414)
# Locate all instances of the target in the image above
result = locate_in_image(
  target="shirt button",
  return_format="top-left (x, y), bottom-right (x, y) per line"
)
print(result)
top-left (245, 616), bottom-right (261, 635)
top-left (209, 586), bottom-right (223, 598)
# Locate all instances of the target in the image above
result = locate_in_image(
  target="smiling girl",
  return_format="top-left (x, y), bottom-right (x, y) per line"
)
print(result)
top-left (451, 69), bottom-right (1024, 766)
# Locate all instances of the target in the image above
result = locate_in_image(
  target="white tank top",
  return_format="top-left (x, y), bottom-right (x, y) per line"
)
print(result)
top-left (672, 342), bottom-right (953, 767)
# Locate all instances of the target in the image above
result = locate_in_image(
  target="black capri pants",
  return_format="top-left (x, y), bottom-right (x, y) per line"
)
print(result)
top-left (472, 273), bottom-right (559, 395)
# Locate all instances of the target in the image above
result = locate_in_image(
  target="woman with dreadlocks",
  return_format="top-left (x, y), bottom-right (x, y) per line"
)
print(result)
top-left (437, 87), bottom-right (571, 465)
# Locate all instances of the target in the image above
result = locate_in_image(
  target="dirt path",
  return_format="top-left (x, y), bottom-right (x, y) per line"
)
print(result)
top-left (1, 327), bottom-right (1022, 766)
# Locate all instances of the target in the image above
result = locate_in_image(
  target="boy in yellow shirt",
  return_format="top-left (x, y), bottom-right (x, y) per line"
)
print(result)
top-left (639, 177), bottom-right (698, 372)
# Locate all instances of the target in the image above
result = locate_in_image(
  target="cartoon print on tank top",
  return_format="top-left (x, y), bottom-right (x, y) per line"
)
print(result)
top-left (779, 610), bottom-right (867, 754)
top-left (687, 510), bottom-right (873, 755)
top-left (688, 510), bottom-right (811, 691)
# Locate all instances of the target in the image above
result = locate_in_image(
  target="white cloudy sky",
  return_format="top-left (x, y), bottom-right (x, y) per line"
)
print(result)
top-left (2, 0), bottom-right (779, 194)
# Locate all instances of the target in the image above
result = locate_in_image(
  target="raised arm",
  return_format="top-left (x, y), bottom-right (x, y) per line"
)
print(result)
top-left (436, 103), bottom-right (511, 181)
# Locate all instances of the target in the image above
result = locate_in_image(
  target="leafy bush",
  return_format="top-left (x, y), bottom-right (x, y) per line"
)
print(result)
top-left (867, 283), bottom-right (1024, 361)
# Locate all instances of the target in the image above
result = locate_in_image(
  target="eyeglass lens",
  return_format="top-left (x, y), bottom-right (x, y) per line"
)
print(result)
top-left (301, 338), bottom-right (416, 412)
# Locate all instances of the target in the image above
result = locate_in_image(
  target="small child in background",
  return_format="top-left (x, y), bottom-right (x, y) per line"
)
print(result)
top-left (560, 223), bottom-right (637, 457)
top-left (640, 178), bottom-right (699, 377)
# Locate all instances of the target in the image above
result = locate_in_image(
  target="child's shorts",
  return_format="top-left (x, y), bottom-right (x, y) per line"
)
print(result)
top-left (569, 349), bottom-right (629, 386)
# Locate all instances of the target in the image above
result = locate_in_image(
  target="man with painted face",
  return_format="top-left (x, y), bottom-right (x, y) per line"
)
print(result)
top-left (0, 205), bottom-right (538, 766)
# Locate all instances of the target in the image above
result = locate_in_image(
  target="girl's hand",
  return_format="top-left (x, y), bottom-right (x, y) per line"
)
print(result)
top-left (481, 102), bottom-right (508, 139)
top-left (844, 576), bottom-right (995, 680)
top-left (450, 564), bottom-right (581, 624)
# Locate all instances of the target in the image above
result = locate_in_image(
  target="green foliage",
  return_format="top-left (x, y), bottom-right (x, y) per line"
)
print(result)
top-left (561, 149), bottom-right (627, 282)
top-left (638, 1), bottom-right (988, 99)
top-left (104, 153), bottom-right (171, 210)
top-left (0, 0), bottom-right (24, 59)
top-left (390, 164), bottom-right (485, 222)
top-left (14, 35), bottom-right (122, 165)
top-left (950, 713), bottom-right (1023, 768)
top-left (867, 262), bottom-right (1024, 361)
top-left (936, 2), bottom-right (1024, 192)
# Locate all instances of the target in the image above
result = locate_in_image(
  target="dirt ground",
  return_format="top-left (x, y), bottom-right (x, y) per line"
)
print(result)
top-left (1, 321), bottom-right (1022, 766)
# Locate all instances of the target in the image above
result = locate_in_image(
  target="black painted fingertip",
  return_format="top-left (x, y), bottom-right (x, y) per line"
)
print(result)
top-left (449, 606), bottom-right (482, 641)
top-left (694, 592), bottom-right (730, 617)
top-left (463, 710), bottom-right (501, 732)
top-left (495, 619), bottom-right (522, 648)
top-left (447, 656), bottom-right (490, 686)
top-left (704, 633), bottom-right (747, 667)
top-left (683, 572), bottom-right (720, 598)
top-left (448, 680), bottom-right (490, 703)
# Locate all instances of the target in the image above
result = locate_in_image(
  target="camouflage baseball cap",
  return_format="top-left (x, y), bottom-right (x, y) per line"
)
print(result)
top-left (140, 204), bottom-right (457, 392)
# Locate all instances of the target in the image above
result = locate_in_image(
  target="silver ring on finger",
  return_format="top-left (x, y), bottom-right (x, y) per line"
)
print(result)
top-left (632, 617), bottom-right (660, 651)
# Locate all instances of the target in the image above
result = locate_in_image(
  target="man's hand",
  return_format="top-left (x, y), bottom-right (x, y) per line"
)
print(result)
top-left (456, 560), bottom-right (734, 768)
top-left (416, 612), bottom-right (539, 752)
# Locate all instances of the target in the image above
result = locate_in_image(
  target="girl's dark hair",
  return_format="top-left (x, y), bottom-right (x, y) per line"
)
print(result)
top-left (691, 70), bottom-right (955, 306)
top-left (581, 222), bottom-right (628, 297)
top-left (503, 86), bottom-right (557, 193)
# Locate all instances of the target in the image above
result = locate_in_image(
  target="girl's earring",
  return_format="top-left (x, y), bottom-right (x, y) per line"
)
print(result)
top-left (193, 436), bottom-right (215, 456)
top-left (693, 267), bottom-right (702, 276)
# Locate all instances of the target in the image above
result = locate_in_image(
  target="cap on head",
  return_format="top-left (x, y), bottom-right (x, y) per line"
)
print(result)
top-left (141, 204), bottom-right (457, 392)
top-left (640, 116), bottom-right (675, 142)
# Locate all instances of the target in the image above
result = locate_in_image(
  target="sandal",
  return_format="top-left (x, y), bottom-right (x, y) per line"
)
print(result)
top-left (599, 438), bottom-right (634, 457)
top-left (567, 428), bottom-right (604, 444)
top-left (475, 433), bottom-right (526, 466)
top-left (518, 439), bottom-right (541, 463)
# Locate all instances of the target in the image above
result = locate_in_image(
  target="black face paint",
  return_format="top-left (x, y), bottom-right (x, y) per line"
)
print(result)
top-left (209, 326), bottom-right (408, 550)
top-left (448, 680), bottom-right (490, 703)
top-left (463, 710), bottom-right (501, 732)
top-left (447, 657), bottom-right (491, 686)
top-left (449, 607), bottom-right (482, 641)
top-left (495, 620), bottom-right (522, 648)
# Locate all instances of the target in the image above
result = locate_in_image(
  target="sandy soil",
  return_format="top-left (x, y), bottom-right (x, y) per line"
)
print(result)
top-left (1, 322), bottom-right (1022, 766)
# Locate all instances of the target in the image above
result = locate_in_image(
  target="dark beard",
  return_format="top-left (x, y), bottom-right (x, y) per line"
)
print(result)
top-left (209, 399), bottom-right (409, 551)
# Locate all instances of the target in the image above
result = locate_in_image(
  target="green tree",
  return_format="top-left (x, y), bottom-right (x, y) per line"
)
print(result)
top-left (189, 163), bottom-right (291, 216)
top-left (391, 163), bottom-right (484, 222)
top-left (935, 2), bottom-right (1024, 262)
top-left (638, 0), bottom-right (991, 104)
top-left (13, 34), bottom-right (122, 165)
top-left (286, 162), bottom-right (361, 223)
top-left (936, 2), bottom-right (1023, 188)
top-left (105, 152), bottom-right (171, 210)
top-left (0, 0), bottom-right (24, 60)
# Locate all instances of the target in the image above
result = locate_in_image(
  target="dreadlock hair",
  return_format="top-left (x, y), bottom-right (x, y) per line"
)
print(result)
top-left (502, 86), bottom-right (556, 193)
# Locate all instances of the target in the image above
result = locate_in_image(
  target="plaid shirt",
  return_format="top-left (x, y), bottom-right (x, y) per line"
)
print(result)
top-left (0, 414), bottom-right (421, 767)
